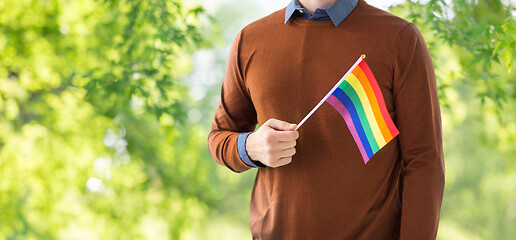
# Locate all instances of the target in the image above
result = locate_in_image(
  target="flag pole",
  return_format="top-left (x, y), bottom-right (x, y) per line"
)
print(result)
top-left (295, 54), bottom-right (366, 131)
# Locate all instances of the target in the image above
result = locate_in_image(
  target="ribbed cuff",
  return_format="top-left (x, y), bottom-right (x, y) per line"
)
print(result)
top-left (237, 132), bottom-right (267, 168)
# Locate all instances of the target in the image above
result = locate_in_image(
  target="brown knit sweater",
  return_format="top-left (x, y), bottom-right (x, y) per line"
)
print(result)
top-left (207, 0), bottom-right (445, 239)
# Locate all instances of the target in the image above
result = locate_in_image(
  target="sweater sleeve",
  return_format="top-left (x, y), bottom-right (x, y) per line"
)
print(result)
top-left (393, 23), bottom-right (445, 239)
top-left (207, 31), bottom-right (262, 173)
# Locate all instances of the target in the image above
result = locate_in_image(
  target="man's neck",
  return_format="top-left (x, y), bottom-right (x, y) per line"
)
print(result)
top-left (298, 0), bottom-right (339, 15)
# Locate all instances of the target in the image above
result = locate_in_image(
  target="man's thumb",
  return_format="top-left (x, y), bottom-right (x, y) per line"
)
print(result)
top-left (265, 118), bottom-right (297, 131)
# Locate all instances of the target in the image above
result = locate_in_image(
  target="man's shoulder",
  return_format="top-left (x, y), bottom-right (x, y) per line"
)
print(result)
top-left (239, 8), bottom-right (286, 36)
top-left (360, 1), bottom-right (426, 43)
top-left (359, 2), bottom-right (415, 34)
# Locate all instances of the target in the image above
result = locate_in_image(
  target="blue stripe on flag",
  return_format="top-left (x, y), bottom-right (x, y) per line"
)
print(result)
top-left (333, 88), bottom-right (374, 158)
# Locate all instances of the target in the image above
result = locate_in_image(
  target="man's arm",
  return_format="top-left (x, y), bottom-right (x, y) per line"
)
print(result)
top-left (207, 31), bottom-right (260, 173)
top-left (393, 23), bottom-right (445, 239)
top-left (207, 31), bottom-right (299, 173)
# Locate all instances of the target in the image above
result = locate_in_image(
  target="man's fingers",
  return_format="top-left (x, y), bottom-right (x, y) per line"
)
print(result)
top-left (278, 147), bottom-right (296, 158)
top-left (265, 118), bottom-right (297, 131)
top-left (269, 130), bottom-right (299, 142)
top-left (274, 140), bottom-right (297, 150)
top-left (259, 119), bottom-right (299, 168)
top-left (271, 157), bottom-right (292, 168)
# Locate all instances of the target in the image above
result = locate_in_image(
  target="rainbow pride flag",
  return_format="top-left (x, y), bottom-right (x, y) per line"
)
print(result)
top-left (325, 58), bottom-right (399, 163)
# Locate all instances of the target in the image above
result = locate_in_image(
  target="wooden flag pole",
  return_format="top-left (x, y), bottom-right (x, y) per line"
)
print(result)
top-left (295, 54), bottom-right (366, 131)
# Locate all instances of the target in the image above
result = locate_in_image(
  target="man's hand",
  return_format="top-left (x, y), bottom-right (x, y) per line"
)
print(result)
top-left (246, 118), bottom-right (299, 168)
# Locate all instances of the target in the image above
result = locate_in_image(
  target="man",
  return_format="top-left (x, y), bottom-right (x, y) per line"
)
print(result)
top-left (208, 0), bottom-right (445, 239)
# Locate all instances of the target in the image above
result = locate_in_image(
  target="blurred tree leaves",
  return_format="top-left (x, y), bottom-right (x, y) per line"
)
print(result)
top-left (0, 0), bottom-right (222, 239)
top-left (397, 0), bottom-right (515, 109)
top-left (391, 1), bottom-right (516, 239)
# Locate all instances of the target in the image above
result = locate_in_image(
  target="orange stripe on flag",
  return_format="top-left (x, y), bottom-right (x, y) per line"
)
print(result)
top-left (353, 66), bottom-right (393, 142)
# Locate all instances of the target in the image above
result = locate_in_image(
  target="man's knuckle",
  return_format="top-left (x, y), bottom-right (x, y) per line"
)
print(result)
top-left (265, 145), bottom-right (274, 153)
top-left (264, 133), bottom-right (274, 143)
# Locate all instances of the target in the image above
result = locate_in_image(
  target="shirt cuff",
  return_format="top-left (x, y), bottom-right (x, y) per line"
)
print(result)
top-left (237, 132), bottom-right (267, 168)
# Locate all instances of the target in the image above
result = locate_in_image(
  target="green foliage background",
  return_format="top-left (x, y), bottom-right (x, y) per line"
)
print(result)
top-left (0, 0), bottom-right (514, 239)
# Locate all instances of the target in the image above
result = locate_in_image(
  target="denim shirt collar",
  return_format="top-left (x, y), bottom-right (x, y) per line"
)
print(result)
top-left (284, 0), bottom-right (359, 26)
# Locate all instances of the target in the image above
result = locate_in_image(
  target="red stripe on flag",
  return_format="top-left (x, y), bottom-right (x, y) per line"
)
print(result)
top-left (358, 61), bottom-right (399, 137)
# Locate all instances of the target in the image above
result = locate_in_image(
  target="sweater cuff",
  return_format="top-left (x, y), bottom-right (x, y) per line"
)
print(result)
top-left (237, 132), bottom-right (267, 168)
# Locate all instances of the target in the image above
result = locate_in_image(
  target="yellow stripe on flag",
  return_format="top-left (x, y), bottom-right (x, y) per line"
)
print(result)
top-left (347, 73), bottom-right (387, 147)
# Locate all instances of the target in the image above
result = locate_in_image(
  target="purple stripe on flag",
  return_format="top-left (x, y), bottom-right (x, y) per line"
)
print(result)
top-left (326, 95), bottom-right (369, 163)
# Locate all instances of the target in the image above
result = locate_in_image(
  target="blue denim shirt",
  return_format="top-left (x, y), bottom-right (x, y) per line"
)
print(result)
top-left (237, 0), bottom-right (359, 168)
top-left (285, 0), bottom-right (359, 26)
